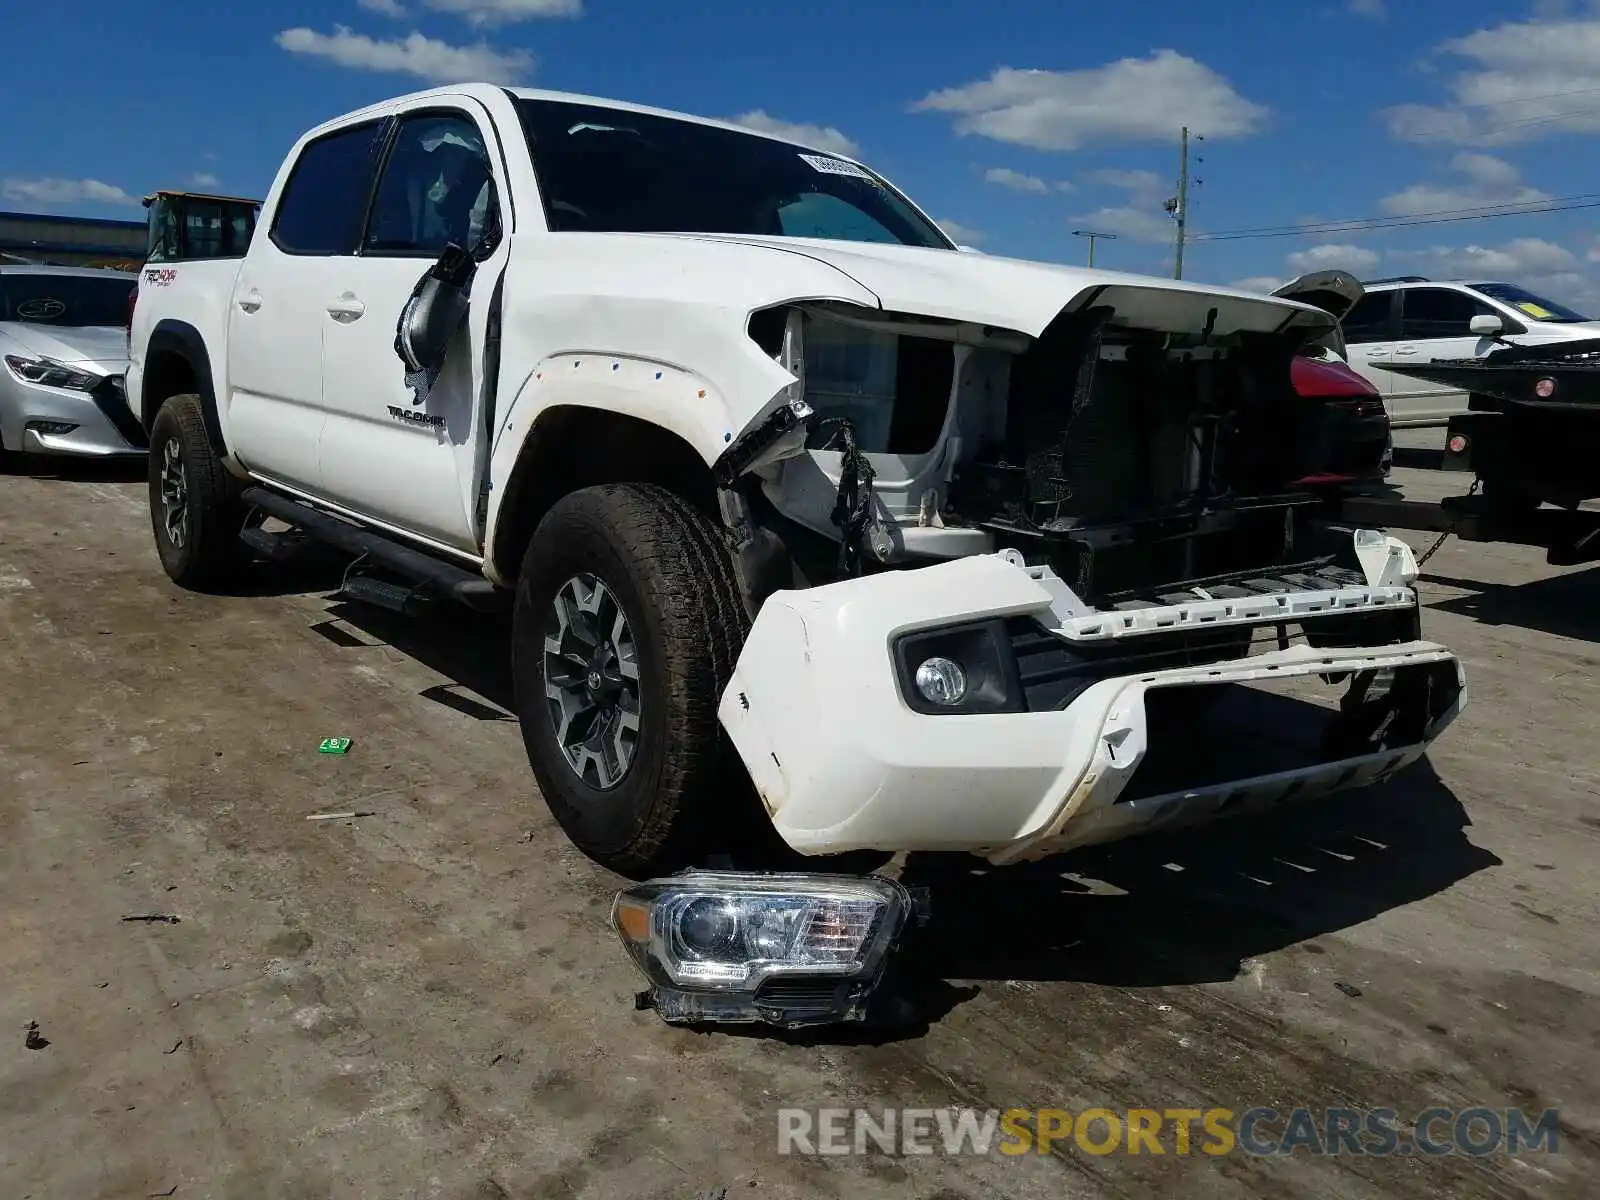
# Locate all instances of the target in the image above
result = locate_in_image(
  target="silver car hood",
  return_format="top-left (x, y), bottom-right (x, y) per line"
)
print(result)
top-left (0, 322), bottom-right (129, 370)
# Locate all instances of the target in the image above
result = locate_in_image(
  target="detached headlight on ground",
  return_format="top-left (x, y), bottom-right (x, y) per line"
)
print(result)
top-left (3, 354), bottom-right (102, 392)
top-left (612, 871), bottom-right (913, 1028)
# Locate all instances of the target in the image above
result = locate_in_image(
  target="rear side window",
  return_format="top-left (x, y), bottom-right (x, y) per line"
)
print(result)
top-left (271, 121), bottom-right (387, 255)
top-left (1341, 293), bottom-right (1393, 343)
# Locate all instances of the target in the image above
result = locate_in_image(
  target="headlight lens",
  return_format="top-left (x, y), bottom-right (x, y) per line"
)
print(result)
top-left (3, 354), bottom-right (102, 392)
top-left (613, 871), bottom-right (912, 1027)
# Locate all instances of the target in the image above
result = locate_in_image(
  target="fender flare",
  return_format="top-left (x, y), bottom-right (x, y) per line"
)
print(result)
top-left (144, 320), bottom-right (227, 455)
top-left (484, 354), bottom-right (756, 581)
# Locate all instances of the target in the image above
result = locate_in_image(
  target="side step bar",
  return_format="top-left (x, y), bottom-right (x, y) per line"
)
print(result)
top-left (239, 487), bottom-right (507, 612)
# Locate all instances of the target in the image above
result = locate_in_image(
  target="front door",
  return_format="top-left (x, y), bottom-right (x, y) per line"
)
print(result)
top-left (226, 119), bottom-right (388, 491)
top-left (1387, 287), bottom-right (1508, 428)
top-left (316, 107), bottom-right (508, 553)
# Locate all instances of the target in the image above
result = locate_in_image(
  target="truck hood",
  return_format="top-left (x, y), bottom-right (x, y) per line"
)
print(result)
top-left (663, 233), bottom-right (1336, 340)
top-left (0, 321), bottom-right (128, 370)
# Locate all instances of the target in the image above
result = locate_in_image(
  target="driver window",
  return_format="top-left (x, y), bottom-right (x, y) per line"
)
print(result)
top-left (364, 113), bottom-right (496, 256)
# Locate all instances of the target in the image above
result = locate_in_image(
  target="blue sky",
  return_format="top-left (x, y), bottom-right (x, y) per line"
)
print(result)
top-left (10, 0), bottom-right (1600, 305)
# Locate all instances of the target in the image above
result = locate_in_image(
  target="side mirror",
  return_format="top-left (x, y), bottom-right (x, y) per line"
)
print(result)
top-left (1470, 314), bottom-right (1504, 336)
top-left (395, 244), bottom-right (475, 377)
top-left (394, 176), bottom-right (501, 384)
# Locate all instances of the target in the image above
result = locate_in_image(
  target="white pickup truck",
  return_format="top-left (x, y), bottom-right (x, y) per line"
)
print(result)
top-left (128, 83), bottom-right (1466, 877)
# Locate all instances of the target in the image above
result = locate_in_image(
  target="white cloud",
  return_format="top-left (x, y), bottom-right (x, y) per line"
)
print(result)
top-left (984, 167), bottom-right (1048, 194)
top-left (1348, 0), bottom-right (1385, 18)
top-left (1230, 275), bottom-right (1285, 293)
top-left (1400, 237), bottom-right (1600, 313)
top-left (1393, 236), bottom-right (1577, 277)
top-left (1284, 243), bottom-right (1381, 274)
top-left (1, 177), bottom-right (138, 208)
top-left (1379, 152), bottom-right (1549, 216)
top-left (913, 50), bottom-right (1268, 151)
top-left (1070, 205), bottom-right (1172, 244)
top-left (275, 25), bottom-right (532, 84)
top-left (935, 219), bottom-right (985, 246)
top-left (723, 111), bottom-right (859, 156)
top-left (1082, 167), bottom-right (1166, 203)
top-left (1385, 17), bottom-right (1600, 145)
top-left (188, 171), bottom-right (220, 189)
top-left (358, 0), bottom-right (408, 16)
top-left (423, 0), bottom-right (581, 25)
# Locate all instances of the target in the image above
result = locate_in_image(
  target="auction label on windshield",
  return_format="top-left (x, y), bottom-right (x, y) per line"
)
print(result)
top-left (799, 154), bottom-right (878, 183)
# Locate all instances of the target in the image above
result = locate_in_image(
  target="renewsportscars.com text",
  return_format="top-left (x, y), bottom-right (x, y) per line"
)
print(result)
top-left (777, 1106), bottom-right (1560, 1158)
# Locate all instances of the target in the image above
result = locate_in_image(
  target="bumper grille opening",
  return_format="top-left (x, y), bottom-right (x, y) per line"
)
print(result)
top-left (1116, 660), bottom-right (1461, 804)
top-left (90, 376), bottom-right (148, 450)
top-left (1006, 575), bottom-right (1423, 714)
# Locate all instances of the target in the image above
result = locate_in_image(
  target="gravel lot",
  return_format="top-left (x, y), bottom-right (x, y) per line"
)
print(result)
top-left (2, 455), bottom-right (1596, 1199)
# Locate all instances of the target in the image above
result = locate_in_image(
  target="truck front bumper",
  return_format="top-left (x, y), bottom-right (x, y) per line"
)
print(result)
top-left (718, 552), bottom-right (1465, 865)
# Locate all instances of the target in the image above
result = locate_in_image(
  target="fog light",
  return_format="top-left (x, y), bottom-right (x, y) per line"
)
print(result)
top-left (612, 871), bottom-right (913, 1027)
top-left (26, 420), bottom-right (78, 436)
top-left (1447, 433), bottom-right (1469, 455)
top-left (914, 656), bottom-right (967, 706)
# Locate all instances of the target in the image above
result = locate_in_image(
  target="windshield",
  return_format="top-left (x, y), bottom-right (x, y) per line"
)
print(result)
top-left (0, 273), bottom-right (134, 327)
top-left (515, 99), bottom-right (953, 249)
top-left (1469, 282), bottom-right (1591, 324)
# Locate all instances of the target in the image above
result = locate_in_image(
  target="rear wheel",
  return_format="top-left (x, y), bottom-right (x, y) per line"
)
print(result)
top-left (511, 483), bottom-right (754, 876)
top-left (147, 393), bottom-right (245, 589)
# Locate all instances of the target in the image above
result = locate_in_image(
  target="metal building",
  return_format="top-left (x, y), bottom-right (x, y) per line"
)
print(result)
top-left (0, 210), bottom-right (146, 269)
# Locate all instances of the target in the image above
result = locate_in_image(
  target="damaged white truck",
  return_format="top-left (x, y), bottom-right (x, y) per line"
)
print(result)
top-left (128, 84), bottom-right (1466, 879)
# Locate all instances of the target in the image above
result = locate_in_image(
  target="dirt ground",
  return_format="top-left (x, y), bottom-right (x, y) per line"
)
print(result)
top-left (2, 453), bottom-right (1597, 1200)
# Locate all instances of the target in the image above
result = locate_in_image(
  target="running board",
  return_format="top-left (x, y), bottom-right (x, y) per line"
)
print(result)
top-left (239, 487), bottom-right (507, 612)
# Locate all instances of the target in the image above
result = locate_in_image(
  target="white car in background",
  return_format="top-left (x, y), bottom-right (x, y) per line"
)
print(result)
top-left (0, 265), bottom-right (144, 462)
top-left (1339, 277), bottom-right (1600, 429)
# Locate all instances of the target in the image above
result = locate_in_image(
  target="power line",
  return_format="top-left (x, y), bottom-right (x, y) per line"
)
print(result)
top-left (1397, 102), bottom-right (1600, 144)
top-left (1192, 192), bottom-right (1600, 243)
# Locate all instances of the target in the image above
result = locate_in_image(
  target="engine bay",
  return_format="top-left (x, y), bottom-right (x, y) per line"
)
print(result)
top-left (740, 296), bottom-right (1365, 608)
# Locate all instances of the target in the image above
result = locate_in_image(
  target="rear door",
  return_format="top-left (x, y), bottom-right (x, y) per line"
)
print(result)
top-left (225, 120), bottom-right (387, 490)
top-left (315, 104), bottom-right (509, 553)
top-left (1340, 289), bottom-right (1403, 401)
top-left (1387, 286), bottom-right (1512, 428)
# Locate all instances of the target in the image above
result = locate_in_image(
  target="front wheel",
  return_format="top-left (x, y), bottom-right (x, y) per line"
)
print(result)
top-left (511, 483), bottom-right (754, 877)
top-left (147, 393), bottom-right (245, 590)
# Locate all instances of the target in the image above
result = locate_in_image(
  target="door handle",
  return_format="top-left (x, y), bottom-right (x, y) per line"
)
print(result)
top-left (326, 295), bottom-right (365, 321)
top-left (236, 289), bottom-right (263, 313)
top-left (1394, 345), bottom-right (1419, 356)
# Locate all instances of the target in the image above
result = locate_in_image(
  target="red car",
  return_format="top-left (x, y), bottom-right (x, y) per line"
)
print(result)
top-left (1274, 270), bottom-right (1393, 490)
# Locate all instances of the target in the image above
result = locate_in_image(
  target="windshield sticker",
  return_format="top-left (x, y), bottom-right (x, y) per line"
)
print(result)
top-left (1516, 301), bottom-right (1554, 319)
top-left (800, 153), bottom-right (878, 183)
top-left (16, 298), bottom-right (65, 320)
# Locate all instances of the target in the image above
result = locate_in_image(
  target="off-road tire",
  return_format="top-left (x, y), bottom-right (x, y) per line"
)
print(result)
top-left (147, 393), bottom-right (245, 590)
top-left (512, 483), bottom-right (754, 877)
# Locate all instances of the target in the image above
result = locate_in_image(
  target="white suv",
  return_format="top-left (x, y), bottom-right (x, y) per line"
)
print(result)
top-left (1340, 278), bottom-right (1600, 428)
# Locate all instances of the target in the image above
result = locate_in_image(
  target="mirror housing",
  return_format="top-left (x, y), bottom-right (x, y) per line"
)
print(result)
top-left (394, 178), bottom-right (501, 379)
top-left (1470, 313), bottom-right (1504, 336)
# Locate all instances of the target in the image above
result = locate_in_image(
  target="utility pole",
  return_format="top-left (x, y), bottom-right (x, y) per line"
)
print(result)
top-left (1171, 125), bottom-right (1190, 280)
top-left (1071, 229), bottom-right (1118, 268)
